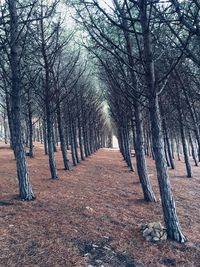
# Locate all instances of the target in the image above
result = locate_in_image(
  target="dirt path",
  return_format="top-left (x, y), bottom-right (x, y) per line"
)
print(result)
top-left (0, 143), bottom-right (199, 267)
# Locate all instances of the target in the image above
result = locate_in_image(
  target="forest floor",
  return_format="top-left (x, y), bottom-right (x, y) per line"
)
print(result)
top-left (0, 142), bottom-right (200, 267)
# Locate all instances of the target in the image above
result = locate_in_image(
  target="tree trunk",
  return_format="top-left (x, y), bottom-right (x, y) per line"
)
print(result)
top-left (70, 122), bottom-right (77, 166)
top-left (189, 131), bottom-right (198, 166)
top-left (8, 0), bottom-right (35, 200)
top-left (133, 104), bottom-right (156, 202)
top-left (149, 97), bottom-right (186, 242)
top-left (78, 116), bottom-right (85, 160)
top-left (178, 108), bottom-right (193, 177)
top-left (140, 1), bottom-right (186, 242)
top-left (162, 118), bottom-right (175, 169)
top-left (3, 110), bottom-right (8, 144)
top-left (5, 92), bottom-right (14, 149)
top-left (43, 119), bottom-right (48, 155)
top-left (164, 136), bottom-right (171, 167)
top-left (72, 122), bottom-right (80, 164)
top-left (46, 105), bottom-right (59, 179)
top-left (57, 103), bottom-right (70, 170)
top-left (28, 106), bottom-right (33, 158)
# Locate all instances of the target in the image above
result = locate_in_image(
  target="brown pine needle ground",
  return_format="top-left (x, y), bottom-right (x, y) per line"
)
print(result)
top-left (0, 142), bottom-right (199, 267)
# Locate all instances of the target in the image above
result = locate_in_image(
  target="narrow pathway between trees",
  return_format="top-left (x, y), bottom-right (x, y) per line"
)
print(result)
top-left (0, 144), bottom-right (199, 267)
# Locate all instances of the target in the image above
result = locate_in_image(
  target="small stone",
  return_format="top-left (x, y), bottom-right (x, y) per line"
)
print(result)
top-left (145, 235), bottom-right (152, 241)
top-left (86, 206), bottom-right (94, 212)
top-left (160, 232), bottom-right (167, 241)
top-left (148, 222), bottom-right (155, 229)
top-left (153, 229), bottom-right (161, 238)
top-left (154, 222), bottom-right (162, 230)
top-left (84, 253), bottom-right (91, 257)
top-left (103, 246), bottom-right (111, 250)
top-left (95, 260), bottom-right (103, 263)
top-left (143, 228), bottom-right (152, 237)
top-left (141, 224), bottom-right (148, 231)
top-left (153, 237), bottom-right (160, 241)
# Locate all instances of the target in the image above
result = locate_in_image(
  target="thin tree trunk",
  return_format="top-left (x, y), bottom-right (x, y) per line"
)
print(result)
top-left (72, 122), bottom-right (80, 164)
top-left (178, 108), bottom-right (193, 178)
top-left (5, 92), bottom-right (14, 149)
top-left (57, 103), bottom-right (70, 170)
top-left (164, 137), bottom-right (171, 167)
top-left (189, 131), bottom-right (198, 166)
top-left (3, 110), bottom-right (8, 144)
top-left (43, 119), bottom-right (48, 155)
top-left (46, 108), bottom-right (59, 179)
top-left (163, 118), bottom-right (175, 169)
top-left (28, 106), bottom-right (33, 158)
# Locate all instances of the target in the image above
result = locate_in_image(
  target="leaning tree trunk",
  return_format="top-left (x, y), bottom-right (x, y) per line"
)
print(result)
top-left (133, 104), bottom-right (156, 202)
top-left (149, 96), bottom-right (186, 242)
top-left (140, 0), bottom-right (186, 242)
top-left (8, 0), bottom-right (35, 200)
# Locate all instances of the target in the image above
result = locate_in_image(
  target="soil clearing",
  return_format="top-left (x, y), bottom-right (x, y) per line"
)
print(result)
top-left (0, 142), bottom-right (199, 267)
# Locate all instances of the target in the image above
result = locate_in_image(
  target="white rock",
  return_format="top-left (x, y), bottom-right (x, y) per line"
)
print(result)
top-left (143, 227), bottom-right (152, 237)
top-left (86, 206), bottom-right (94, 212)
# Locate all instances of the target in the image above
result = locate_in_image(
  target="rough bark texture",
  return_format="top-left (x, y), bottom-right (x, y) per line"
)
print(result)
top-left (140, 0), bottom-right (186, 242)
top-left (57, 103), bottom-right (70, 170)
top-left (162, 118), bottom-right (175, 169)
top-left (189, 132), bottom-right (198, 166)
top-left (134, 105), bottom-right (156, 202)
top-left (28, 106), bottom-right (33, 158)
top-left (40, 16), bottom-right (58, 179)
top-left (46, 105), bottom-right (59, 179)
top-left (149, 97), bottom-right (186, 242)
top-left (8, 0), bottom-right (35, 200)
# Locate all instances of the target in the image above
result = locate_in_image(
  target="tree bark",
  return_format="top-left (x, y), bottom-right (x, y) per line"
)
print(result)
top-left (189, 131), bottom-right (198, 166)
top-left (162, 118), bottom-right (175, 169)
top-left (133, 104), bottom-right (156, 201)
top-left (40, 15), bottom-right (58, 179)
top-left (140, 0), bottom-right (186, 242)
top-left (28, 105), bottom-right (33, 158)
top-left (178, 107), bottom-right (193, 177)
top-left (8, 0), bottom-right (35, 200)
top-left (57, 102), bottom-right (70, 170)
